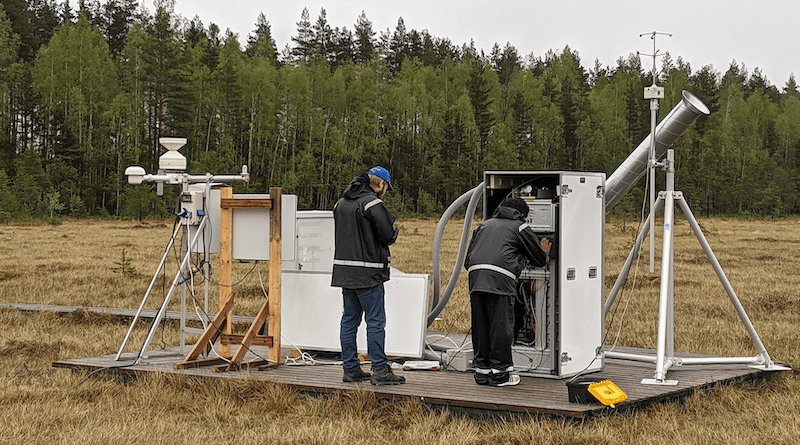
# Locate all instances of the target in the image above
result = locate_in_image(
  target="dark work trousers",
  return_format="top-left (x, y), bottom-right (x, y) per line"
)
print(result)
top-left (470, 290), bottom-right (514, 373)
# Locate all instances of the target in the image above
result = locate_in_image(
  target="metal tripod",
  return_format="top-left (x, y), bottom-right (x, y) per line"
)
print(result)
top-left (603, 149), bottom-right (790, 384)
top-left (115, 213), bottom-right (210, 364)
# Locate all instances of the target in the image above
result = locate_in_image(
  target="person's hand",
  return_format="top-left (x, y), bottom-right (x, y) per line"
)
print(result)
top-left (541, 238), bottom-right (552, 254)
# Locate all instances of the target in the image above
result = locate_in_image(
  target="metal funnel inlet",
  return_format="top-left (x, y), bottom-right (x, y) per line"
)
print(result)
top-left (604, 90), bottom-right (710, 213)
top-left (159, 137), bottom-right (187, 171)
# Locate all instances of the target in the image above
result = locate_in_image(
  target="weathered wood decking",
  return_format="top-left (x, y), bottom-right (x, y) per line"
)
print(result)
top-left (2, 302), bottom-right (774, 418)
top-left (52, 346), bottom-right (768, 418)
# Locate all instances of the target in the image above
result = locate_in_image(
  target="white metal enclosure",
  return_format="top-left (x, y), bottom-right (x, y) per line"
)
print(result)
top-left (483, 171), bottom-right (605, 378)
top-left (281, 270), bottom-right (431, 358)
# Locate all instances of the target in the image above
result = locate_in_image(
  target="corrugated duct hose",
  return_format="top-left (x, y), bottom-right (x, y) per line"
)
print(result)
top-left (427, 182), bottom-right (484, 327)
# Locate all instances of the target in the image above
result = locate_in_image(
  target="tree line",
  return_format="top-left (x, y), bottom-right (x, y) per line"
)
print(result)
top-left (1, 0), bottom-right (799, 222)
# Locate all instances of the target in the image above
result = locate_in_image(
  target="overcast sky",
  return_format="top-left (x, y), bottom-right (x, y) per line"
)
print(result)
top-left (170, 0), bottom-right (798, 88)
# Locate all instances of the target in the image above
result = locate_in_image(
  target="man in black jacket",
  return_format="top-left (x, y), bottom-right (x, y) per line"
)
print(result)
top-left (331, 166), bottom-right (405, 386)
top-left (464, 197), bottom-right (551, 387)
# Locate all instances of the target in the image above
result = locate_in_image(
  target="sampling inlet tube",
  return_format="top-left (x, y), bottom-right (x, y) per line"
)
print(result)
top-left (604, 90), bottom-right (709, 213)
top-left (427, 92), bottom-right (709, 331)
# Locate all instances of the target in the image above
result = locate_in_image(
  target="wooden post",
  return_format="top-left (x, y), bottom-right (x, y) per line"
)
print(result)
top-left (219, 187), bottom-right (233, 357)
top-left (176, 297), bottom-right (235, 368)
top-left (177, 188), bottom-right (282, 371)
top-left (268, 187), bottom-right (282, 364)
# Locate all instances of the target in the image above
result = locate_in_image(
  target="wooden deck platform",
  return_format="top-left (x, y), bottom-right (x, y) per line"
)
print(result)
top-left (52, 345), bottom-right (770, 419)
top-left (4, 302), bottom-right (775, 418)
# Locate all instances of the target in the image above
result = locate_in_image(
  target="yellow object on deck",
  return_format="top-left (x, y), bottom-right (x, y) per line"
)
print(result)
top-left (588, 380), bottom-right (627, 408)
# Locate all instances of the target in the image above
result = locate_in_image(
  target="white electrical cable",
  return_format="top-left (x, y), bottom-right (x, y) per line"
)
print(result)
top-left (424, 333), bottom-right (474, 367)
top-left (281, 335), bottom-right (343, 366)
top-left (517, 348), bottom-right (545, 372)
top-left (257, 264), bottom-right (268, 299)
top-left (190, 277), bottom-right (232, 364)
top-left (567, 180), bottom-right (653, 383)
top-left (606, 174), bottom-right (652, 354)
top-left (253, 265), bottom-right (341, 367)
top-left (424, 333), bottom-right (462, 350)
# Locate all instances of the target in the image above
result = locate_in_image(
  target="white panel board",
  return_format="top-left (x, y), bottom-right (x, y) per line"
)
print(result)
top-left (558, 172), bottom-right (605, 376)
top-left (281, 271), bottom-right (430, 358)
top-left (231, 194), bottom-right (297, 262)
top-left (295, 211), bottom-right (335, 272)
top-left (189, 189), bottom-right (298, 264)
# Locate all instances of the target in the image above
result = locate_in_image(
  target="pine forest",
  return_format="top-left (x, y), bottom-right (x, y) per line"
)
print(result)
top-left (1, 0), bottom-right (799, 222)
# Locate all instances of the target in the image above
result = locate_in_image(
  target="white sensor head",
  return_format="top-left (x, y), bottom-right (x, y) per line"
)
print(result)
top-left (159, 137), bottom-right (187, 171)
top-left (125, 166), bottom-right (146, 185)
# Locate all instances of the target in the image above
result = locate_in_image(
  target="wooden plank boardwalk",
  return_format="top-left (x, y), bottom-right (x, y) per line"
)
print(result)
top-left (3, 302), bottom-right (774, 418)
top-left (0, 302), bottom-right (254, 324)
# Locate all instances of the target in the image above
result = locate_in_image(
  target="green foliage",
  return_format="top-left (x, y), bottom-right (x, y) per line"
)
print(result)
top-left (1, 5), bottom-right (799, 220)
top-left (12, 150), bottom-right (51, 218)
top-left (33, 15), bottom-right (118, 170)
top-left (44, 190), bottom-right (64, 219)
top-left (0, 5), bottom-right (19, 70)
top-left (111, 248), bottom-right (136, 276)
top-left (416, 189), bottom-right (437, 216)
top-left (68, 194), bottom-right (88, 218)
top-left (0, 169), bottom-right (16, 221)
top-left (119, 184), bottom-right (166, 221)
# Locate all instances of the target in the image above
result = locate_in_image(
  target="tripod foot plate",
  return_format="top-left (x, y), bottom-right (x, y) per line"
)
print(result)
top-left (641, 378), bottom-right (679, 385)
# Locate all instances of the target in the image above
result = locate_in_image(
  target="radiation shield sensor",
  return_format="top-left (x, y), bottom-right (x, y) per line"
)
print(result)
top-left (158, 137), bottom-right (187, 171)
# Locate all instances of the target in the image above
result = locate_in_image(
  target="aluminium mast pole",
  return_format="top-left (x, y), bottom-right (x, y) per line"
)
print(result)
top-left (639, 31), bottom-right (671, 273)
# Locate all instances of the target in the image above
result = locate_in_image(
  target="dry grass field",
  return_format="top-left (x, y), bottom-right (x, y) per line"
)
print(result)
top-left (0, 216), bottom-right (798, 444)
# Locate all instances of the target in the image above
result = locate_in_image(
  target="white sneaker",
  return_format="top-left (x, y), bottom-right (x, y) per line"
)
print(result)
top-left (495, 374), bottom-right (520, 387)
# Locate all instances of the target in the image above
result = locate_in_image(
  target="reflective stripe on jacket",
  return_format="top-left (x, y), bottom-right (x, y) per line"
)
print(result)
top-left (464, 206), bottom-right (549, 296)
top-left (331, 174), bottom-right (398, 289)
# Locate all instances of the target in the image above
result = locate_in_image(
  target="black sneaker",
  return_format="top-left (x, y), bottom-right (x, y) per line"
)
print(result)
top-left (474, 369), bottom-right (491, 385)
top-left (370, 366), bottom-right (405, 386)
top-left (342, 367), bottom-right (371, 382)
top-left (489, 373), bottom-right (520, 387)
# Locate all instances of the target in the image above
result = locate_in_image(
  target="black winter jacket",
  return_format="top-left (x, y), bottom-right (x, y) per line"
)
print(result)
top-left (331, 174), bottom-right (399, 289)
top-left (464, 205), bottom-right (549, 297)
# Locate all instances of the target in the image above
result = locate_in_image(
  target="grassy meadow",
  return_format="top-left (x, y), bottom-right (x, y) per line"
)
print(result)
top-left (0, 216), bottom-right (798, 444)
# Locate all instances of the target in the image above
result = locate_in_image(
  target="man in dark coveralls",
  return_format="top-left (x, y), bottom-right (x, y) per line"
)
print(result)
top-left (464, 197), bottom-right (551, 387)
top-left (331, 166), bottom-right (405, 386)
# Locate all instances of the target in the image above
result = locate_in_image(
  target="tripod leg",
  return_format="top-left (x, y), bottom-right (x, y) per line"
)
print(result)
top-left (654, 190), bottom-right (676, 382)
top-left (136, 215), bottom-right (209, 364)
top-left (676, 195), bottom-right (774, 367)
top-left (667, 233), bottom-right (675, 359)
top-left (115, 222), bottom-right (183, 361)
top-left (604, 196), bottom-right (664, 317)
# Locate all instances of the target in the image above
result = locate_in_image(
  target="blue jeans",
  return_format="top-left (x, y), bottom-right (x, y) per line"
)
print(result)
top-left (340, 285), bottom-right (388, 371)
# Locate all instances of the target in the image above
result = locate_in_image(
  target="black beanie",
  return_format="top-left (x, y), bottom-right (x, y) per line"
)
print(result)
top-left (501, 197), bottom-right (529, 219)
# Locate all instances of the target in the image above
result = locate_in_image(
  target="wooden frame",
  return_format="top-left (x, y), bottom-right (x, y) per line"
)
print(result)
top-left (176, 187), bottom-right (282, 372)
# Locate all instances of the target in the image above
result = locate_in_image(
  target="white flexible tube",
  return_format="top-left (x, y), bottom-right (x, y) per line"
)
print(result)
top-left (427, 182), bottom-right (484, 326)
